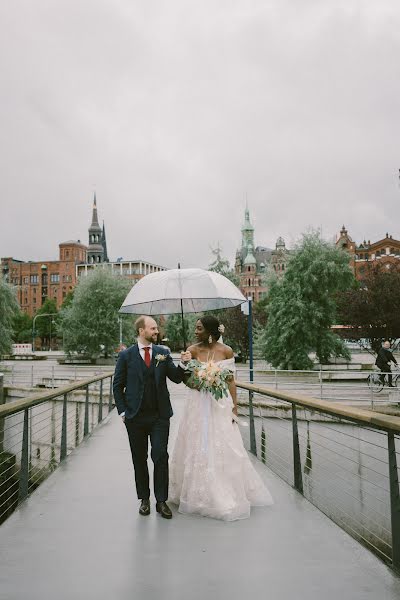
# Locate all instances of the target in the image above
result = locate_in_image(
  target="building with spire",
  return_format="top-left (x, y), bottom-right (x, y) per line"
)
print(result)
top-left (87, 194), bottom-right (108, 264)
top-left (77, 195), bottom-right (166, 283)
top-left (235, 207), bottom-right (290, 302)
top-left (1, 194), bottom-right (167, 321)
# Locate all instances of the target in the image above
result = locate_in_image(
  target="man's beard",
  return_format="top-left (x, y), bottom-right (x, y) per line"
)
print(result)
top-left (144, 333), bottom-right (157, 343)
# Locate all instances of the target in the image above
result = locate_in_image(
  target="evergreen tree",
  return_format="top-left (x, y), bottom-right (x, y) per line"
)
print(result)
top-left (256, 232), bottom-right (353, 369)
top-left (60, 269), bottom-right (135, 358)
top-left (0, 279), bottom-right (19, 355)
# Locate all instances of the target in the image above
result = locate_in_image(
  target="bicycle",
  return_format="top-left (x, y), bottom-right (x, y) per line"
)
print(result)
top-left (367, 368), bottom-right (400, 393)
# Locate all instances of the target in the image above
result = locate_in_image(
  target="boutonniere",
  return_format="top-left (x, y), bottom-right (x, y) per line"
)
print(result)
top-left (155, 354), bottom-right (167, 367)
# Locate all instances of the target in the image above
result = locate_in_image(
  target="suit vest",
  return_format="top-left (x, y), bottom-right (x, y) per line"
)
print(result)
top-left (139, 358), bottom-right (158, 415)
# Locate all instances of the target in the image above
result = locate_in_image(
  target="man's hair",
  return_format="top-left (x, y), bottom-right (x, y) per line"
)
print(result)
top-left (134, 316), bottom-right (147, 335)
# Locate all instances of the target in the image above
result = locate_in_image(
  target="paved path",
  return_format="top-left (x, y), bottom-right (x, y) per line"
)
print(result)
top-left (1, 384), bottom-right (400, 600)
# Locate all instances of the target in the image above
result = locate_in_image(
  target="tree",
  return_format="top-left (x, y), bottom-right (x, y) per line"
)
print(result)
top-left (336, 263), bottom-right (400, 352)
top-left (0, 279), bottom-right (19, 355)
top-left (256, 232), bottom-right (354, 369)
top-left (12, 311), bottom-right (33, 343)
top-left (34, 299), bottom-right (58, 349)
top-left (60, 269), bottom-right (135, 358)
top-left (163, 313), bottom-right (198, 351)
top-left (218, 306), bottom-right (249, 360)
top-left (209, 244), bottom-right (240, 286)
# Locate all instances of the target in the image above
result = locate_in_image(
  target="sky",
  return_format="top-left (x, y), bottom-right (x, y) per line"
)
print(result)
top-left (1, 0), bottom-right (399, 269)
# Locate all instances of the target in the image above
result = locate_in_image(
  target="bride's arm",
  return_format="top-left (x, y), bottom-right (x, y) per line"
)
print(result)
top-left (228, 375), bottom-right (238, 416)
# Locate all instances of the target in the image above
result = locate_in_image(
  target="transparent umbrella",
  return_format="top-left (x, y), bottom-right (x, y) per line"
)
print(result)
top-left (119, 267), bottom-right (246, 347)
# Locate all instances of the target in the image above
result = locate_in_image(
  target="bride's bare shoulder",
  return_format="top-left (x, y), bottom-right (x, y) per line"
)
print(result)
top-left (219, 343), bottom-right (234, 359)
top-left (187, 343), bottom-right (201, 358)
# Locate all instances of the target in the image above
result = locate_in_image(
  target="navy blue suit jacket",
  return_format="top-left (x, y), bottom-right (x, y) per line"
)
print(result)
top-left (112, 344), bottom-right (185, 419)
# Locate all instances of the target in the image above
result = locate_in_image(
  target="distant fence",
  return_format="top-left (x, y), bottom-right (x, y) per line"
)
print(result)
top-left (236, 381), bottom-right (400, 572)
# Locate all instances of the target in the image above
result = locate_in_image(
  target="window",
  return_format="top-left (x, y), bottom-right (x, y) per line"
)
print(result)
top-left (50, 274), bottom-right (60, 283)
top-left (30, 275), bottom-right (38, 284)
top-left (23, 276), bottom-right (29, 284)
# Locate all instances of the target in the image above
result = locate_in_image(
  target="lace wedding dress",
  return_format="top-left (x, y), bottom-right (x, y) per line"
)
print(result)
top-left (169, 358), bottom-right (273, 521)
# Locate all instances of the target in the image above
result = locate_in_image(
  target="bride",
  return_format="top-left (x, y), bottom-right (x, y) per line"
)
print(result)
top-left (169, 315), bottom-right (273, 521)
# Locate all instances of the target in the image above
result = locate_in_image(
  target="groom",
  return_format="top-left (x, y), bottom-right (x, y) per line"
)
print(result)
top-left (113, 315), bottom-right (191, 519)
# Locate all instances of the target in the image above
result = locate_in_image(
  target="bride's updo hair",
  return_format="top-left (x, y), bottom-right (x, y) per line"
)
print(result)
top-left (199, 315), bottom-right (221, 342)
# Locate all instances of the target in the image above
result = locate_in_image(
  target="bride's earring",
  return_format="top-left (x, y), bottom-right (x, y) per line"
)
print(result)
top-left (208, 334), bottom-right (213, 344)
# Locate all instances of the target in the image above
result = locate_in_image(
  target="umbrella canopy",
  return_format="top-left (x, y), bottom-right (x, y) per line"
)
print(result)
top-left (119, 268), bottom-right (246, 315)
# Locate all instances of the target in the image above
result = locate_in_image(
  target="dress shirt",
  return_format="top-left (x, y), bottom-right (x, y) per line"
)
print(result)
top-left (138, 340), bottom-right (153, 362)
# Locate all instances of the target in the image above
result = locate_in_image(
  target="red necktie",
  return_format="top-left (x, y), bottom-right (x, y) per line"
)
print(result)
top-left (144, 346), bottom-right (151, 368)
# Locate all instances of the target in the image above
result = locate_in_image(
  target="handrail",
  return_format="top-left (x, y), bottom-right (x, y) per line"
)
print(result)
top-left (0, 371), bottom-right (114, 419)
top-left (236, 381), bottom-right (400, 435)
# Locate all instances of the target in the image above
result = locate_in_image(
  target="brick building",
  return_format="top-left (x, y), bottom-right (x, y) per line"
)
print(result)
top-left (336, 226), bottom-right (400, 278)
top-left (1, 195), bottom-right (167, 316)
top-left (234, 207), bottom-right (290, 302)
top-left (1, 241), bottom-right (87, 317)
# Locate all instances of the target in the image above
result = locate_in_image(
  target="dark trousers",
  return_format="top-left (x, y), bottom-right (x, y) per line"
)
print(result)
top-left (379, 365), bottom-right (393, 386)
top-left (125, 414), bottom-right (170, 502)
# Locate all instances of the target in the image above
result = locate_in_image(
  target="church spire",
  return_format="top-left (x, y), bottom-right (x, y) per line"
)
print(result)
top-left (241, 204), bottom-right (254, 251)
top-left (102, 221), bottom-right (109, 263)
top-left (91, 192), bottom-right (100, 227)
top-left (87, 193), bottom-right (104, 264)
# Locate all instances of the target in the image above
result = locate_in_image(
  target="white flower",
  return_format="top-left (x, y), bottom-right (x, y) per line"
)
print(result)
top-left (218, 324), bottom-right (225, 334)
top-left (155, 353), bottom-right (167, 366)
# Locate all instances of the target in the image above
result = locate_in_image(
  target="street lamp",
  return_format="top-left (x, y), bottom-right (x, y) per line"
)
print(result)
top-left (32, 313), bottom-right (57, 353)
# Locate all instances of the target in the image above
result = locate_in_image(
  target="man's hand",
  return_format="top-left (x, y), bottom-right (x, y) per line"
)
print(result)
top-left (181, 350), bottom-right (192, 364)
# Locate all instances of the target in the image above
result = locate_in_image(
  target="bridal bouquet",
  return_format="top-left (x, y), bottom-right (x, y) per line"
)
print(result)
top-left (184, 359), bottom-right (233, 401)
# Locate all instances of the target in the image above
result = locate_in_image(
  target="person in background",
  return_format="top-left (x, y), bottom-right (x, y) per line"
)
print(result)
top-left (376, 340), bottom-right (398, 387)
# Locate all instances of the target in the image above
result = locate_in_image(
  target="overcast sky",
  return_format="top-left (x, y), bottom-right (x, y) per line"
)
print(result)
top-left (1, 1), bottom-right (399, 269)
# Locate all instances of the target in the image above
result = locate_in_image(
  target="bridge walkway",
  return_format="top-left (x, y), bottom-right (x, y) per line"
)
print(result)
top-left (1, 384), bottom-right (399, 600)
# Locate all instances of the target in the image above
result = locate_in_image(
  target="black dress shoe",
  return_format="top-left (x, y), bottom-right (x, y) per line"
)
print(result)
top-left (139, 499), bottom-right (150, 516)
top-left (156, 501), bottom-right (172, 519)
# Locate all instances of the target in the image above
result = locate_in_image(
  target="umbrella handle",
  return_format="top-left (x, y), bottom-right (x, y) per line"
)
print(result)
top-left (178, 263), bottom-right (187, 348)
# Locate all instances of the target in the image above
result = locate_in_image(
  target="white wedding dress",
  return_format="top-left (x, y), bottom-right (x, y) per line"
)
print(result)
top-left (169, 358), bottom-right (273, 521)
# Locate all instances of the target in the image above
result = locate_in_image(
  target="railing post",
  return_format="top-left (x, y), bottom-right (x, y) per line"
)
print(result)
top-left (31, 365), bottom-right (34, 388)
top-left (292, 403), bottom-right (303, 494)
top-left (319, 367), bottom-right (323, 399)
top-left (108, 375), bottom-right (113, 411)
top-left (0, 373), bottom-right (4, 453)
top-left (60, 394), bottom-right (68, 461)
top-left (261, 424), bottom-right (266, 464)
top-left (51, 365), bottom-right (55, 389)
top-left (50, 401), bottom-right (56, 469)
top-left (248, 390), bottom-right (257, 456)
top-left (18, 408), bottom-right (30, 503)
top-left (98, 379), bottom-right (103, 423)
top-left (84, 385), bottom-right (89, 436)
top-left (75, 401), bottom-right (80, 446)
top-left (388, 432), bottom-right (400, 570)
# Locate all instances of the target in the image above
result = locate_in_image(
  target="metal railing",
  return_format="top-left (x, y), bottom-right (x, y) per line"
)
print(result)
top-left (0, 363), bottom-right (113, 388)
top-left (0, 371), bottom-right (114, 524)
top-left (235, 367), bottom-right (400, 408)
top-left (236, 381), bottom-right (400, 571)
